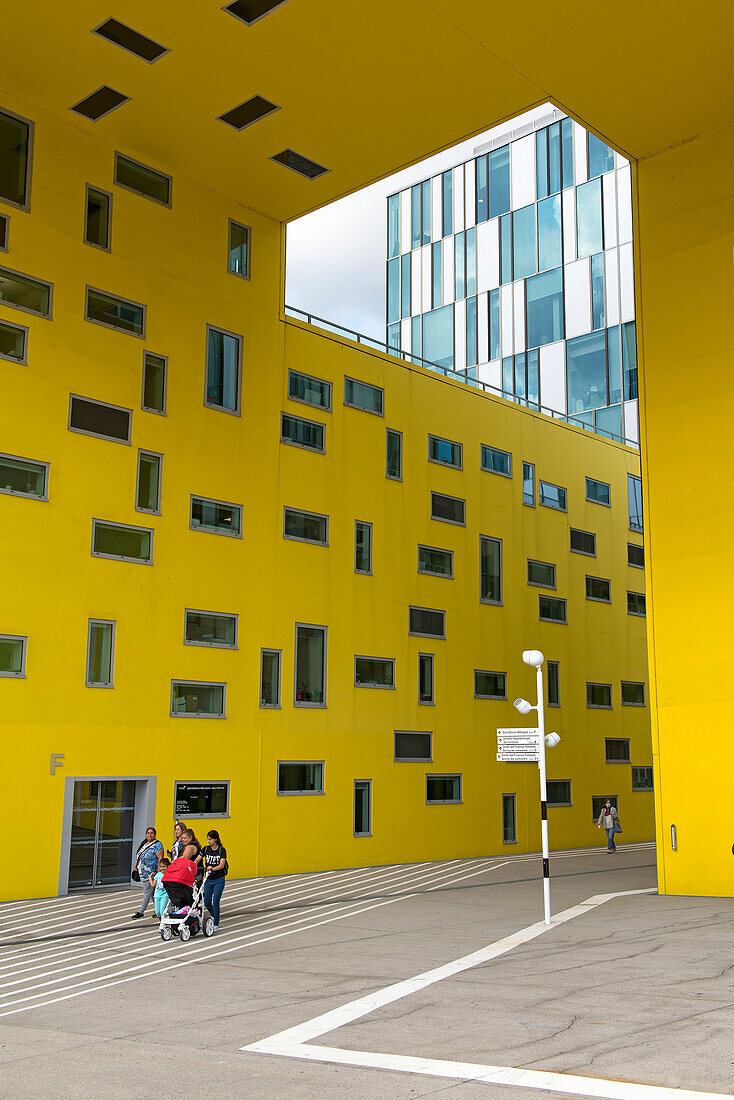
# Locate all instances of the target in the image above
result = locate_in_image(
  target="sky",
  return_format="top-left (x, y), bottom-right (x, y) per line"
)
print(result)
top-left (285, 104), bottom-right (554, 343)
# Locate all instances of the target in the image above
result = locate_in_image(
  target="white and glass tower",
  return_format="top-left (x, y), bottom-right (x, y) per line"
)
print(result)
top-left (386, 109), bottom-right (638, 444)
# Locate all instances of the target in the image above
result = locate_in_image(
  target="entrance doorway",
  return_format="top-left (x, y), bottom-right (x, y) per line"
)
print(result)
top-left (68, 780), bottom-right (136, 890)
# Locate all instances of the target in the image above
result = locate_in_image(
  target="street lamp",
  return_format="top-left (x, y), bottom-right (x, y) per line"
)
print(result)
top-left (513, 649), bottom-right (560, 925)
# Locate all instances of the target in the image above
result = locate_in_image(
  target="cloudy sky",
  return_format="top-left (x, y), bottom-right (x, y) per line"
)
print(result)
top-left (285, 104), bottom-right (553, 342)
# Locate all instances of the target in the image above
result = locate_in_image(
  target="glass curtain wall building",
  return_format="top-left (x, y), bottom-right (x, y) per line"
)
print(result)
top-left (386, 109), bottom-right (638, 444)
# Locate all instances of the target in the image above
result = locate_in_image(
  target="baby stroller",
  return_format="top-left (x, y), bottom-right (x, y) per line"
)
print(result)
top-left (159, 868), bottom-right (215, 943)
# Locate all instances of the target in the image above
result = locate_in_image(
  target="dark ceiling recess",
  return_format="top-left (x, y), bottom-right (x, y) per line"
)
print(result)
top-left (71, 86), bottom-right (130, 121)
top-left (223, 1), bottom-right (290, 26)
top-left (270, 149), bottom-right (329, 179)
top-left (94, 19), bottom-right (168, 63)
top-left (219, 96), bottom-right (280, 130)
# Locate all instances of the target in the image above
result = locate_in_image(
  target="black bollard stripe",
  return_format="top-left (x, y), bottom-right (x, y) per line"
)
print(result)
top-left (541, 801), bottom-right (547, 820)
top-left (543, 858), bottom-right (550, 877)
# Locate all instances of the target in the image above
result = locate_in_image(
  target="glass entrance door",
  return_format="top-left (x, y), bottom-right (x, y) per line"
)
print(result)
top-left (68, 780), bottom-right (136, 890)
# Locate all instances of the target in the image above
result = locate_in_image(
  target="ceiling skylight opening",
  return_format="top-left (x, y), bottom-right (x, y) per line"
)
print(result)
top-left (223, 1), bottom-right (290, 26)
top-left (71, 87), bottom-right (130, 122)
top-left (219, 96), bottom-right (280, 131)
top-left (271, 149), bottom-right (329, 180)
top-left (93, 19), bottom-right (168, 63)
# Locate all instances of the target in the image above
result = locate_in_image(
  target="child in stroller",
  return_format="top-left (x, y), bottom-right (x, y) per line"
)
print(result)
top-left (159, 857), bottom-right (214, 942)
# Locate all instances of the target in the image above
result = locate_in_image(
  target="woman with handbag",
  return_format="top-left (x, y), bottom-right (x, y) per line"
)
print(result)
top-left (201, 830), bottom-right (228, 932)
top-left (131, 826), bottom-right (164, 919)
top-left (597, 800), bottom-right (620, 853)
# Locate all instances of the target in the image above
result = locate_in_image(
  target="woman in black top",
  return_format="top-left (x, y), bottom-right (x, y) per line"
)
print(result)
top-left (201, 830), bottom-right (227, 931)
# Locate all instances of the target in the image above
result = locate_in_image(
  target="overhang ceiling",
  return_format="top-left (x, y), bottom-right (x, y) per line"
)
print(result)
top-left (3, 1), bottom-right (732, 223)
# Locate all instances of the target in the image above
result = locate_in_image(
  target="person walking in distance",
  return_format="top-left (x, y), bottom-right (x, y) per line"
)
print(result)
top-left (597, 799), bottom-right (619, 853)
top-left (131, 827), bottom-right (164, 918)
top-left (201, 830), bottom-right (228, 931)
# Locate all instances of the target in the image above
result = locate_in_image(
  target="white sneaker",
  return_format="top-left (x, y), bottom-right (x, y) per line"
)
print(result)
top-left (213, 925), bottom-right (219, 932)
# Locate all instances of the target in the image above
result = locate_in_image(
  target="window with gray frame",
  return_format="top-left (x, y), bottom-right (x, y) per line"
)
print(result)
top-left (85, 287), bottom-right (145, 336)
top-left (228, 220), bottom-right (250, 277)
top-left (260, 649), bottom-right (281, 707)
top-left (527, 559), bottom-right (555, 589)
top-left (628, 474), bottom-right (643, 532)
top-left (627, 591), bottom-right (646, 616)
top-left (479, 536), bottom-right (502, 604)
top-left (86, 619), bottom-right (115, 687)
top-left (621, 681), bottom-right (645, 706)
top-left (92, 519), bottom-right (152, 563)
top-left (114, 152), bottom-right (171, 205)
top-left (280, 412), bottom-right (325, 452)
top-left (288, 369), bottom-right (331, 411)
top-left (570, 528), bottom-right (596, 556)
top-left (474, 670), bottom-right (506, 699)
top-left (0, 212), bottom-right (7, 250)
top-left (190, 496), bottom-right (242, 537)
top-left (502, 793), bottom-right (517, 842)
top-left (0, 108), bottom-right (32, 208)
top-left (355, 521), bottom-right (372, 573)
top-left (355, 656), bottom-right (394, 688)
top-left (586, 477), bottom-right (610, 506)
top-left (395, 730), bottom-right (432, 761)
top-left (0, 266), bottom-right (51, 317)
top-left (283, 507), bottom-right (328, 545)
top-left (69, 395), bottom-right (132, 444)
top-left (142, 352), bottom-right (167, 414)
top-left (136, 451), bottom-right (162, 514)
top-left (170, 681), bottom-right (226, 717)
top-left (295, 624), bottom-right (326, 705)
top-left (539, 480), bottom-right (567, 511)
top-left (587, 682), bottom-right (612, 708)
top-left (344, 376), bottom-right (383, 415)
top-left (428, 434), bottom-right (462, 469)
top-left (426, 774), bottom-right (461, 804)
top-left (278, 761), bottom-right (324, 794)
top-left (354, 780), bottom-right (371, 837)
top-left (205, 325), bottom-right (241, 413)
top-left (547, 780), bottom-right (571, 806)
top-left (0, 634), bottom-right (26, 677)
top-left (547, 660), bottom-right (560, 706)
top-left (409, 606), bottom-right (445, 639)
top-left (481, 444), bottom-right (512, 477)
top-left (174, 782), bottom-right (229, 817)
top-left (0, 318), bottom-right (27, 363)
top-left (419, 653), bottom-right (434, 704)
top-left (539, 595), bottom-right (566, 624)
top-left (430, 491), bottom-right (465, 526)
top-left (386, 429), bottom-right (402, 479)
top-left (184, 610), bottom-right (237, 648)
top-left (605, 738), bottom-right (630, 763)
top-left (418, 545), bottom-right (453, 578)
top-left (627, 543), bottom-right (644, 569)
top-left (522, 461), bottom-right (535, 506)
top-left (631, 766), bottom-right (653, 790)
top-left (0, 451), bottom-right (48, 500)
top-left (585, 576), bottom-right (611, 603)
top-left (85, 186), bottom-right (111, 250)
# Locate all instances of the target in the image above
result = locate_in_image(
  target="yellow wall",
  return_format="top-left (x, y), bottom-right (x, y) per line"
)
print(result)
top-left (0, 99), bottom-right (651, 902)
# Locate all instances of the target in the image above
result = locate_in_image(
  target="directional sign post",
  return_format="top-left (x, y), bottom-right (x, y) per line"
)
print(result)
top-left (497, 728), bottom-right (540, 763)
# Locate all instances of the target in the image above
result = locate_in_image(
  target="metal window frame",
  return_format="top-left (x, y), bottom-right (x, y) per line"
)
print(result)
top-left (631, 766), bottom-right (653, 791)
top-left (83, 184), bottom-right (113, 251)
top-left (223, 0), bottom-right (291, 28)
top-left (605, 737), bottom-right (631, 764)
top-left (408, 605), bottom-right (446, 640)
top-left (570, 527), bottom-right (596, 557)
top-left (85, 618), bottom-right (116, 688)
top-left (522, 460), bottom-right (535, 507)
top-left (585, 476), bottom-right (611, 507)
top-left (539, 594), bottom-right (567, 624)
top-left (354, 519), bottom-right (372, 574)
top-left (385, 428), bottom-right (403, 481)
top-left (430, 490), bottom-right (466, 527)
top-left (0, 633), bottom-right (27, 678)
top-left (141, 350), bottom-right (168, 416)
top-left (479, 535), bottom-right (503, 605)
top-left (394, 730), bottom-right (433, 762)
top-left (502, 792), bottom-right (518, 844)
top-left (0, 263), bottom-right (53, 318)
top-left (204, 323), bottom-right (243, 416)
top-left (481, 444), bottom-right (512, 478)
top-left (538, 479), bottom-right (567, 512)
top-left (425, 772), bottom-right (462, 805)
top-left (586, 681), bottom-right (613, 709)
top-left (547, 659), bottom-right (560, 707)
top-left (280, 411), bottom-right (326, 454)
top-left (527, 558), bottom-right (556, 590)
top-left (354, 654), bottom-right (395, 689)
top-left (417, 543), bottom-right (453, 579)
top-left (585, 575), bottom-right (611, 603)
top-left (91, 517), bottom-right (154, 564)
top-left (427, 433), bottom-right (463, 470)
top-left (353, 779), bottom-right (372, 837)
top-left (0, 449), bottom-right (48, 500)
top-left (343, 375), bottom-right (384, 417)
top-left (259, 647), bottom-right (282, 708)
top-left (114, 151), bottom-right (172, 207)
top-left (621, 680), bottom-right (646, 707)
top-left (170, 679), bottom-right (227, 718)
top-left (283, 505), bottom-right (329, 546)
top-left (184, 608), bottom-right (239, 650)
top-left (135, 449), bottom-right (163, 515)
top-left (287, 368), bottom-right (332, 412)
top-left (0, 212), bottom-right (9, 252)
top-left (227, 218), bottom-right (251, 280)
top-left (293, 622), bottom-right (327, 708)
top-left (0, 106), bottom-right (34, 211)
top-left (84, 285), bottom-right (146, 338)
top-left (68, 393), bottom-right (132, 445)
top-left (546, 780), bottom-right (572, 807)
top-left (627, 591), bottom-right (646, 617)
top-left (418, 653), bottom-right (434, 706)
top-left (173, 779), bottom-right (230, 818)
top-left (627, 542), bottom-right (645, 569)
top-left (473, 669), bottom-right (507, 700)
top-left (277, 759), bottom-right (325, 796)
top-left (189, 494), bottom-right (243, 539)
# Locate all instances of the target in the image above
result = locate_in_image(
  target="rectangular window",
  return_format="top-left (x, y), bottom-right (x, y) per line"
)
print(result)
top-left (354, 780), bottom-right (372, 837)
top-left (587, 682), bottom-right (612, 708)
top-left (0, 451), bottom-right (48, 500)
top-left (627, 591), bottom-right (646, 617)
top-left (623, 321), bottom-right (638, 401)
top-left (627, 543), bottom-right (644, 569)
top-left (135, 450), bottom-right (162, 514)
top-left (527, 560), bottom-right (556, 589)
top-left (411, 315), bottom-right (421, 360)
top-left (69, 394), bottom-right (131, 444)
top-left (476, 156), bottom-right (488, 222)
top-left (260, 649), bottom-right (281, 707)
top-left (585, 576), bottom-right (611, 603)
top-left (388, 193), bottom-right (400, 258)
top-left (480, 536), bottom-right (502, 604)
top-left (622, 681), bottom-right (645, 706)
top-left (566, 330), bottom-right (607, 414)
top-left (0, 635), bottom-right (26, 677)
top-left (431, 241), bottom-right (442, 308)
top-left (442, 170), bottom-right (453, 236)
top-left (632, 766), bottom-right (653, 791)
top-left (547, 660), bottom-right (560, 707)
top-left (454, 231), bottom-right (465, 299)
top-left (354, 520), bottom-right (372, 574)
top-left (592, 795), bottom-right (618, 820)
top-left (184, 610), bottom-right (238, 649)
top-left (428, 434), bottom-right (462, 469)
top-left (489, 288), bottom-right (500, 360)
top-left (522, 462), bottom-right (535, 506)
top-left (174, 782), bottom-right (229, 817)
top-left (0, 212), bottom-right (8, 250)
top-left (114, 152), bottom-right (171, 206)
top-left (606, 738), bottom-right (630, 763)
top-left (525, 267), bottom-right (564, 349)
top-left (547, 780), bottom-right (571, 806)
top-left (418, 545), bottom-right (453, 578)
top-left (85, 287), bottom-right (144, 336)
top-left (422, 179), bottom-right (431, 245)
top-left (295, 624), bottom-right (326, 705)
top-left (570, 528), bottom-right (596, 556)
top-left (426, 774), bottom-right (461, 804)
top-left (142, 352), bottom-right (167, 414)
top-left (283, 507), bottom-right (328, 546)
top-left (228, 220), bottom-right (250, 277)
top-left (354, 656), bottom-right (395, 688)
top-left (0, 318), bottom-right (27, 363)
top-left (411, 183), bottom-right (421, 249)
top-left (502, 794), bottom-right (517, 843)
top-left (170, 681), bottom-right (226, 717)
top-left (86, 620), bottom-right (115, 687)
top-left (430, 491), bottom-right (465, 526)
top-left (84, 186), bottom-right (111, 250)
top-left (0, 266), bottom-right (51, 317)
top-left (0, 108), bottom-right (32, 208)
top-left (628, 474), bottom-right (643, 532)
top-left (288, 369), bottom-right (331, 411)
top-left (537, 194), bottom-right (562, 271)
top-left (280, 412), bottom-right (325, 453)
top-left (422, 303), bottom-right (454, 369)
top-left (466, 296), bottom-right (478, 368)
top-left (588, 133), bottom-right (615, 179)
top-left (344, 376), bottom-right (384, 416)
top-left (395, 731), bottom-right (432, 762)
top-left (190, 496), bottom-right (242, 537)
top-left (386, 429), bottom-right (402, 480)
top-left (474, 670), bottom-right (506, 699)
top-left (419, 654), bottom-right (434, 705)
top-left (591, 252), bottom-right (605, 330)
top-left (387, 257), bottom-right (399, 323)
top-left (466, 228), bottom-right (476, 297)
top-left (206, 325), bottom-right (241, 413)
top-left (576, 177), bottom-right (603, 257)
top-left (400, 252), bottom-right (411, 319)
top-left (512, 204), bottom-right (536, 280)
top-left (481, 445), bottom-right (512, 477)
top-left (539, 595), bottom-right (567, 624)
top-left (488, 146), bottom-right (510, 218)
top-left (409, 606), bottom-right (445, 639)
top-left (278, 761), bottom-right (324, 795)
top-left (92, 519), bottom-right (152, 563)
top-left (539, 480), bottom-right (567, 511)
top-left (586, 477), bottom-right (610, 506)
top-left (500, 213), bottom-right (512, 284)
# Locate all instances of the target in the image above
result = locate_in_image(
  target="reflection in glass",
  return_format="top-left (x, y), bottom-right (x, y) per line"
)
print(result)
top-left (489, 289), bottom-right (500, 360)
top-left (576, 178), bottom-right (603, 257)
top-left (432, 241), bottom-right (442, 308)
top-left (454, 231), bottom-right (465, 300)
top-left (588, 133), bottom-right (615, 179)
top-left (295, 625), bottom-right (325, 704)
top-left (536, 128), bottom-right (548, 200)
top-left (411, 184), bottom-right (421, 249)
top-left (421, 179), bottom-right (431, 245)
top-left (260, 650), bottom-right (280, 706)
top-left (387, 257), bottom-right (399, 323)
top-left (489, 146), bottom-right (510, 218)
top-left (607, 326), bottom-right (622, 404)
top-left (476, 155), bottom-right (487, 222)
top-left (566, 330), bottom-right (607, 413)
top-left (87, 621), bottom-right (114, 685)
top-left (400, 253), bottom-right (410, 318)
top-left (480, 536), bottom-right (502, 602)
top-left (595, 403), bottom-right (623, 439)
top-left (512, 205), bottom-right (536, 280)
top-left (622, 321), bottom-right (638, 399)
top-left (561, 118), bottom-right (574, 189)
top-left (422, 305), bottom-right (453, 368)
top-left (591, 252), bottom-right (605, 329)
top-left (442, 171), bottom-right (452, 236)
top-left (206, 327), bottom-right (240, 411)
top-left (387, 193), bottom-right (400, 258)
top-left (466, 296), bottom-right (477, 368)
top-left (538, 194), bottom-right (562, 271)
top-left (526, 267), bottom-right (563, 348)
top-left (500, 214), bottom-right (512, 284)
top-left (548, 122), bottom-right (561, 195)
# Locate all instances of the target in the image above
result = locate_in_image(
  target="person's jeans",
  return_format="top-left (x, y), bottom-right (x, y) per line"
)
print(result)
top-left (606, 826), bottom-right (616, 850)
top-left (204, 877), bottom-right (225, 925)
top-left (137, 877), bottom-right (154, 913)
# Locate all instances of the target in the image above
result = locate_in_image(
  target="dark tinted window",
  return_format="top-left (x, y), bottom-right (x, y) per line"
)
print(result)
top-left (0, 109), bottom-right (31, 207)
top-left (409, 606), bottom-right (445, 638)
top-left (430, 492), bottom-right (465, 525)
top-left (69, 395), bottom-right (131, 443)
top-left (394, 731), bottom-right (432, 761)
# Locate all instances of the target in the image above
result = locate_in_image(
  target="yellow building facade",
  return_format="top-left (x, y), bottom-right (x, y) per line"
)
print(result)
top-left (0, 90), bottom-right (653, 902)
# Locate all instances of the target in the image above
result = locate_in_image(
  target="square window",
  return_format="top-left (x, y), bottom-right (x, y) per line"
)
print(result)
top-left (587, 682), bottom-right (612, 709)
top-left (547, 780), bottom-right (571, 806)
top-left (627, 591), bottom-right (646, 617)
top-left (631, 766), bottom-right (653, 790)
top-left (0, 319), bottom-right (27, 364)
top-left (621, 681), bottom-right (645, 706)
top-left (585, 575), bottom-right (611, 603)
top-left (539, 595), bottom-right (566, 624)
top-left (570, 528), bottom-right (596, 556)
top-left (605, 738), bottom-right (630, 763)
top-left (592, 795), bottom-right (618, 820)
top-left (627, 543), bottom-right (644, 569)
top-left (0, 634), bottom-right (26, 677)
